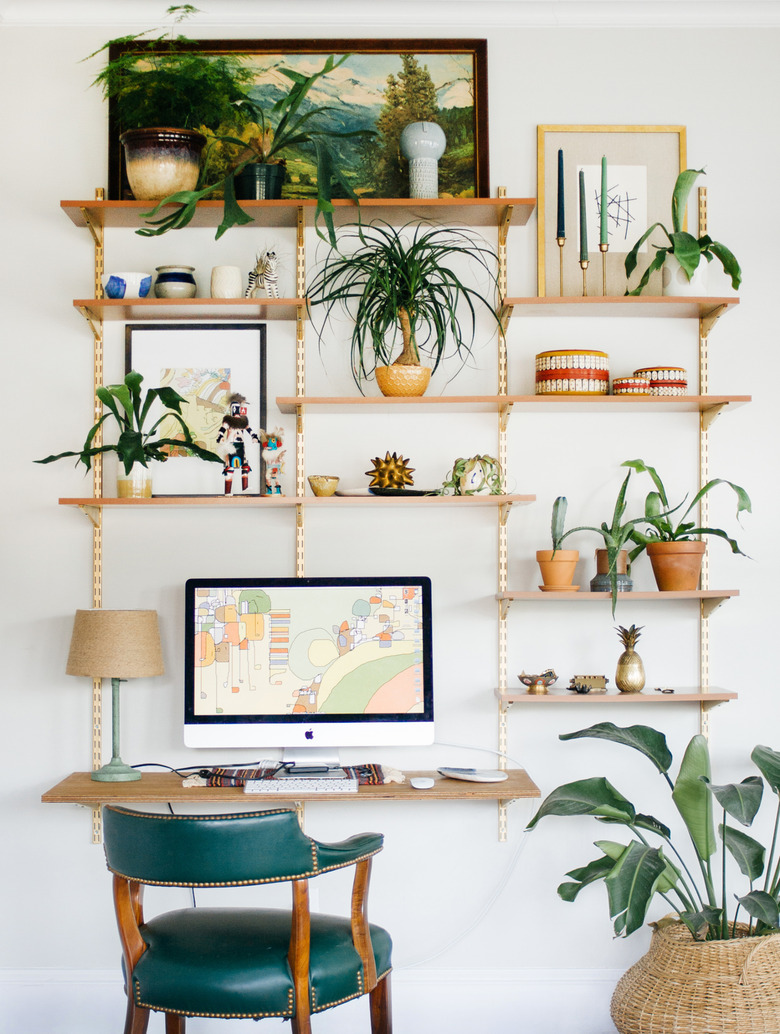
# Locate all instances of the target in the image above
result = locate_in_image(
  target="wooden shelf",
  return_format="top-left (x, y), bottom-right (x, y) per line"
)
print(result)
top-left (60, 493), bottom-right (535, 509)
top-left (277, 394), bottom-right (749, 418)
top-left (498, 689), bottom-right (737, 709)
top-left (75, 297), bottom-right (306, 322)
top-left (502, 296), bottom-right (739, 329)
top-left (42, 769), bottom-right (540, 805)
top-left (499, 589), bottom-right (738, 619)
top-left (61, 196), bottom-right (536, 231)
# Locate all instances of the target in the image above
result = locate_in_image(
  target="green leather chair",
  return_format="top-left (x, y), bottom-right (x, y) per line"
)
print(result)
top-left (102, 805), bottom-right (393, 1034)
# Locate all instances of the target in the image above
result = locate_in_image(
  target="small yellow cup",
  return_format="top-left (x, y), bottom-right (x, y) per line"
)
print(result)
top-left (308, 475), bottom-right (340, 497)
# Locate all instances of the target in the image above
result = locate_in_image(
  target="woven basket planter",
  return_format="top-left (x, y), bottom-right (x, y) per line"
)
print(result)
top-left (611, 921), bottom-right (780, 1034)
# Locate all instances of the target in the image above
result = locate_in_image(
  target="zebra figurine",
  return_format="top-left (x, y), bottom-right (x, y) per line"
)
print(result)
top-left (246, 249), bottom-right (279, 299)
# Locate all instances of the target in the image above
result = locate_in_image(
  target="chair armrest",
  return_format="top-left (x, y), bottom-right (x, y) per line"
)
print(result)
top-left (314, 832), bottom-right (383, 872)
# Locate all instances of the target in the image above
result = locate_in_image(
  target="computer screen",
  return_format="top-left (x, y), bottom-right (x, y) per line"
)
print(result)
top-left (184, 576), bottom-right (434, 764)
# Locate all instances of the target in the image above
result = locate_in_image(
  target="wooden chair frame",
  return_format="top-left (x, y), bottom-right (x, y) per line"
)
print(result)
top-left (111, 848), bottom-right (391, 1034)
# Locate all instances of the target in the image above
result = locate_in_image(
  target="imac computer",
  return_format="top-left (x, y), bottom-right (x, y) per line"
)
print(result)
top-left (184, 576), bottom-right (434, 769)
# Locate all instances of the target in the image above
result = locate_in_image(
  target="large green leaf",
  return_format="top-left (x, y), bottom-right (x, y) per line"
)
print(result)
top-left (720, 824), bottom-right (765, 881)
top-left (526, 777), bottom-right (635, 830)
top-left (706, 776), bottom-right (763, 826)
top-left (558, 854), bottom-right (617, 902)
top-left (672, 735), bottom-right (716, 861)
top-left (604, 841), bottom-right (667, 936)
top-left (737, 890), bottom-right (780, 928)
top-left (669, 230), bottom-right (702, 279)
top-left (670, 168), bottom-right (704, 234)
top-left (596, 839), bottom-right (680, 894)
top-left (752, 745), bottom-right (780, 793)
top-left (560, 723), bottom-right (672, 774)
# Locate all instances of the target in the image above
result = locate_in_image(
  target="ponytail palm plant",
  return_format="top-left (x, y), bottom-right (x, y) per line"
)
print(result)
top-left (307, 221), bottom-right (502, 393)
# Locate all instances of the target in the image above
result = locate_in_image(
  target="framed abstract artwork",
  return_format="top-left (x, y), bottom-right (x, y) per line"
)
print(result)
top-left (537, 125), bottom-right (687, 296)
top-left (125, 323), bottom-right (267, 496)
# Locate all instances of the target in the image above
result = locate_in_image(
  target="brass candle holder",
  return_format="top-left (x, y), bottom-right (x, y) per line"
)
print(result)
top-left (599, 242), bottom-right (609, 296)
top-left (557, 237), bottom-right (566, 296)
top-left (580, 259), bottom-right (589, 297)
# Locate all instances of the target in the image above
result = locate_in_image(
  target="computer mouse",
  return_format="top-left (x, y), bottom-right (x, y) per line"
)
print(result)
top-left (409, 776), bottom-right (435, 790)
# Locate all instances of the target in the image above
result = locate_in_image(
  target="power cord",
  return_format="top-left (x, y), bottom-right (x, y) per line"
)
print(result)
top-left (396, 738), bottom-right (534, 968)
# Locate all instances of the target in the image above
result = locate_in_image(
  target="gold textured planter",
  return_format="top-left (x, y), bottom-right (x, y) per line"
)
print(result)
top-left (646, 540), bottom-right (706, 591)
top-left (375, 364), bottom-right (432, 397)
top-left (615, 647), bottom-right (645, 692)
top-left (611, 920), bottom-right (780, 1034)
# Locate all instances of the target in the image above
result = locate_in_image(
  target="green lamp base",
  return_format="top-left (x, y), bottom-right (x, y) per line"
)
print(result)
top-left (91, 758), bottom-right (141, 782)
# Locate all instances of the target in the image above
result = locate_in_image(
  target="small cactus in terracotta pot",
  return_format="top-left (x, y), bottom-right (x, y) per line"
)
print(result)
top-left (537, 496), bottom-right (579, 591)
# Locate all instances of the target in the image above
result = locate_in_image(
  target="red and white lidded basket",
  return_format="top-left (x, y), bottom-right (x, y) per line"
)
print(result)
top-left (633, 366), bottom-right (688, 396)
top-left (612, 377), bottom-right (651, 395)
top-left (535, 349), bottom-right (609, 395)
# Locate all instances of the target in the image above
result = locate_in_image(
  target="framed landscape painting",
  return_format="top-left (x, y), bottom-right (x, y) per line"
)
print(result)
top-left (108, 38), bottom-right (489, 201)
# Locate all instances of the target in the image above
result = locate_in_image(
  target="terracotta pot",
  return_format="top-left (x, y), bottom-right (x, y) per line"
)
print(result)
top-left (595, 547), bottom-right (628, 575)
top-left (611, 920), bottom-right (780, 1034)
top-left (120, 127), bottom-right (206, 200)
top-left (536, 549), bottom-right (579, 591)
top-left (375, 364), bottom-right (432, 397)
top-left (646, 540), bottom-right (706, 591)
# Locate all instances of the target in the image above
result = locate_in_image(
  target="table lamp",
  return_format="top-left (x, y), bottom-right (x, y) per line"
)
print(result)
top-left (66, 609), bottom-right (164, 782)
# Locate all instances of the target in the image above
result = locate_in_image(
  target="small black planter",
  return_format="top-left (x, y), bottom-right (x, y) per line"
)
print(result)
top-left (234, 163), bottom-right (285, 200)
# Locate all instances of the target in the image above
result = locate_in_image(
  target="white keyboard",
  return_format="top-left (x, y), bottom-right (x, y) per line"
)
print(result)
top-left (244, 776), bottom-right (359, 794)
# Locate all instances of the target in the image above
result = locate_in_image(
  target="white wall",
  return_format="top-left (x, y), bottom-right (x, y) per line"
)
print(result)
top-left (1, 8), bottom-right (778, 1034)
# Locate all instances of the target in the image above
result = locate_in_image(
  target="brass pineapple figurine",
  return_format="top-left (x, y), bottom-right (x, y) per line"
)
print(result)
top-left (615, 624), bottom-right (645, 693)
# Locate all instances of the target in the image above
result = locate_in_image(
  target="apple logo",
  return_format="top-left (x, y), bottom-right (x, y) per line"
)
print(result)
top-left (305, 729), bottom-right (314, 740)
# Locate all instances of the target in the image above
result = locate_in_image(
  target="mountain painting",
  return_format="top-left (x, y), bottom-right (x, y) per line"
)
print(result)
top-left (110, 42), bottom-right (488, 200)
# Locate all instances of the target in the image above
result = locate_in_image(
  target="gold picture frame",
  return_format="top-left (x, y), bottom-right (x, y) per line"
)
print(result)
top-left (537, 125), bottom-right (687, 297)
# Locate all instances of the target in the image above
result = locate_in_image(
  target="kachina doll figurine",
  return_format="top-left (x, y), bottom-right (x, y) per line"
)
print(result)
top-left (216, 393), bottom-right (263, 494)
top-left (262, 428), bottom-right (285, 494)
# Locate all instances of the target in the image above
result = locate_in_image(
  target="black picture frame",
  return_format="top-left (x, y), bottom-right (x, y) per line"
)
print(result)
top-left (125, 323), bottom-right (267, 497)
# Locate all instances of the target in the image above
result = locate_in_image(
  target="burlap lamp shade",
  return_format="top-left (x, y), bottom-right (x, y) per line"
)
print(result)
top-left (67, 610), bottom-right (164, 781)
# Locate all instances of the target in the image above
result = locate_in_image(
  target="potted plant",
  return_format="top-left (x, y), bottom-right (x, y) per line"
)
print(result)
top-left (624, 168), bottom-right (742, 296)
top-left (527, 722), bottom-right (780, 1033)
top-left (89, 9), bottom-right (365, 245)
top-left (624, 457), bottom-right (752, 591)
top-left (536, 496), bottom-right (580, 591)
top-left (306, 220), bottom-right (502, 396)
top-left (138, 52), bottom-right (372, 247)
top-left (554, 467), bottom-right (667, 615)
top-left (35, 371), bottom-right (221, 497)
top-left (86, 5), bottom-right (259, 201)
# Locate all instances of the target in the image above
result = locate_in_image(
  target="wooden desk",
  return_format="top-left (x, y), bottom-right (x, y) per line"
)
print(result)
top-left (42, 770), bottom-right (540, 806)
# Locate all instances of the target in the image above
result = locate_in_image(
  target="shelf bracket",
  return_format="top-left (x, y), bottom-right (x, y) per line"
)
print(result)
top-left (499, 596), bottom-right (512, 622)
top-left (701, 596), bottom-right (728, 619)
top-left (498, 301), bottom-right (514, 334)
top-left (700, 304), bottom-right (728, 338)
top-left (498, 400), bottom-right (513, 434)
top-left (77, 503), bottom-right (102, 529)
top-left (76, 306), bottom-right (103, 342)
top-left (701, 401), bottom-right (728, 431)
top-left (498, 204), bottom-right (514, 248)
top-left (498, 500), bottom-right (513, 527)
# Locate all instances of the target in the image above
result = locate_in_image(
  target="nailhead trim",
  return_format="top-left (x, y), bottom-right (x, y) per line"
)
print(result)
top-left (134, 982), bottom-right (294, 1018)
top-left (104, 806), bottom-right (380, 885)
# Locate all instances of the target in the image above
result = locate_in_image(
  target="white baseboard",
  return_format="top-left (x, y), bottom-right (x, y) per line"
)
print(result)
top-left (0, 967), bottom-right (622, 1034)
